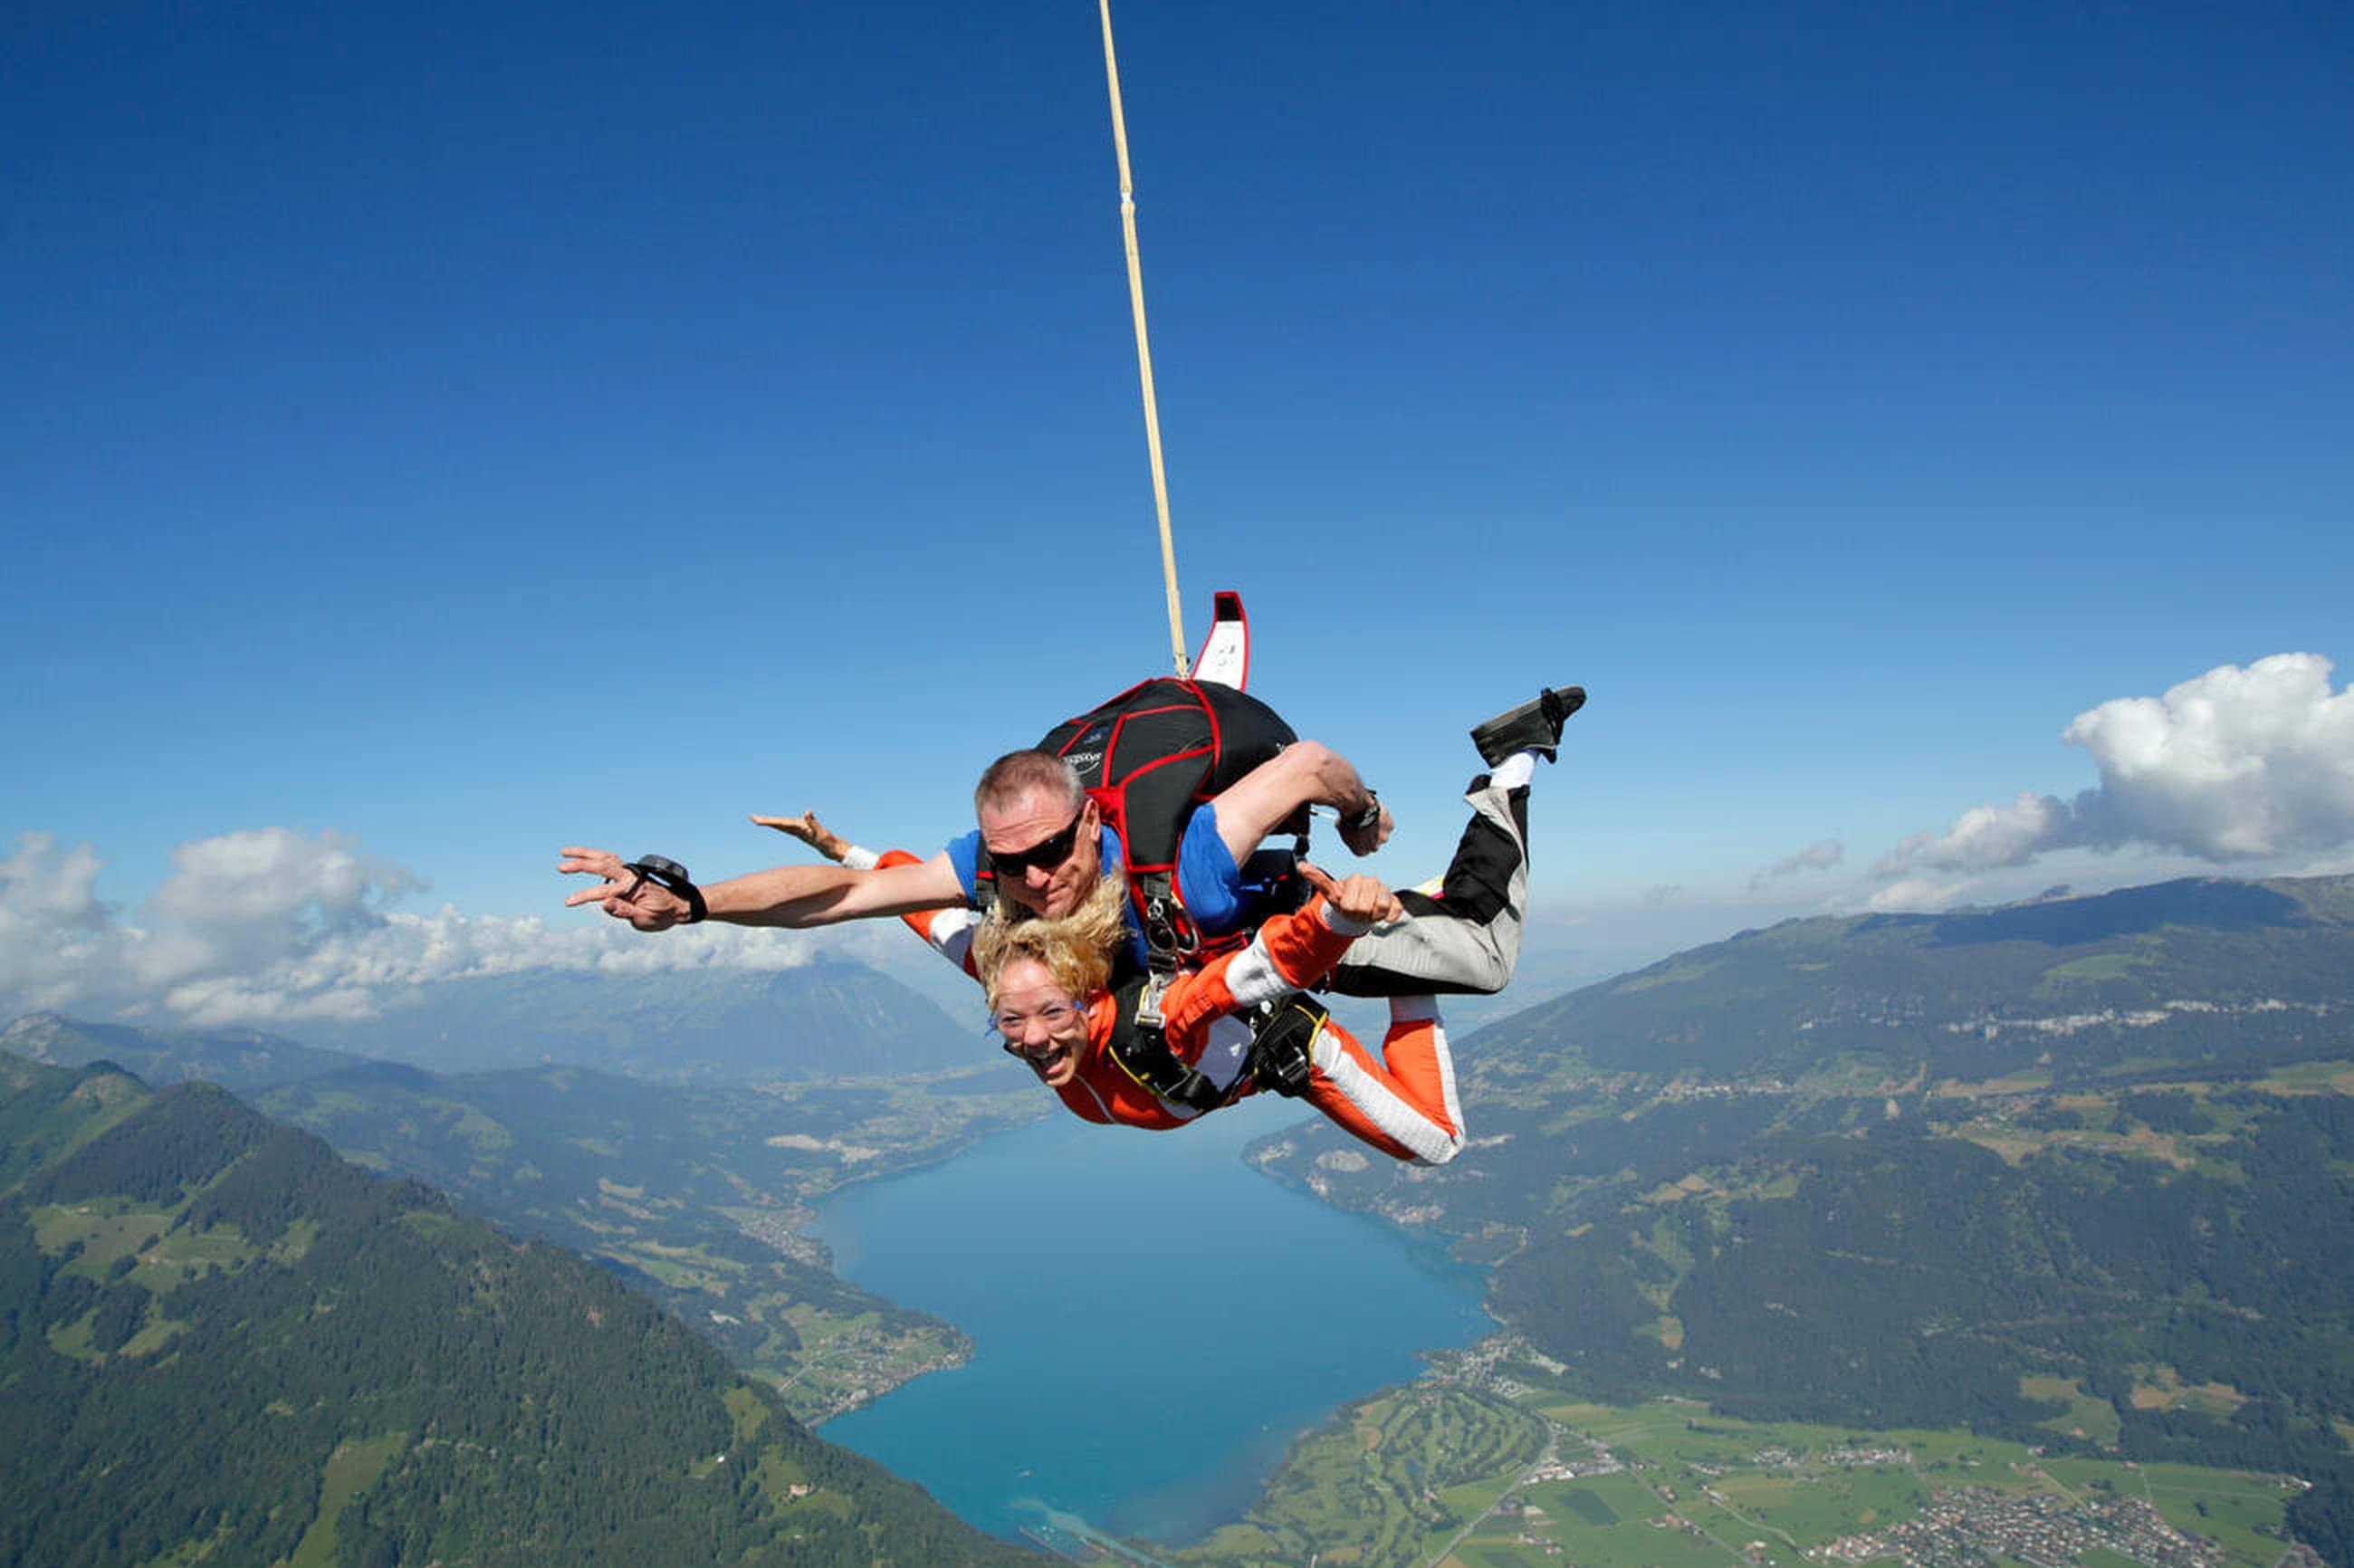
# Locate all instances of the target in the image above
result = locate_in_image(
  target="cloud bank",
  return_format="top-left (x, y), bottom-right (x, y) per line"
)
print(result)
top-left (0, 828), bottom-right (836, 1029)
top-left (1879, 652), bottom-right (2354, 883)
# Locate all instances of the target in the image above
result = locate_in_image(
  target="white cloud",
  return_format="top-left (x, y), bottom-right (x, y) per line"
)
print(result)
top-left (1753, 837), bottom-right (1844, 889)
top-left (1881, 653), bottom-right (2354, 880)
top-left (130, 827), bottom-right (417, 990)
top-left (1874, 792), bottom-right (2076, 876)
top-left (0, 834), bottom-right (128, 1012)
top-left (0, 827), bottom-right (837, 1029)
top-left (0, 832), bottom-right (110, 929)
top-left (2064, 653), bottom-right (2354, 859)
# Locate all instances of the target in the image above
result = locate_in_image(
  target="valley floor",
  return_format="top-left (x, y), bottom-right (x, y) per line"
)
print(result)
top-left (1136, 1339), bottom-right (2319, 1568)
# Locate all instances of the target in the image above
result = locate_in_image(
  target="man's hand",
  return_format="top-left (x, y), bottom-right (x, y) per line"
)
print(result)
top-left (1336, 799), bottom-right (1394, 857)
top-left (751, 810), bottom-right (852, 864)
top-left (559, 846), bottom-right (693, 932)
top-left (1297, 860), bottom-right (1406, 925)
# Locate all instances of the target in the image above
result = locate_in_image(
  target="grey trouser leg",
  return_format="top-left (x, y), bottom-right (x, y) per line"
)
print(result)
top-left (1326, 776), bottom-right (1529, 997)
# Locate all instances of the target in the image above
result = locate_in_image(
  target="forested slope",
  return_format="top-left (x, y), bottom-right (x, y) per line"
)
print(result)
top-left (1249, 875), bottom-right (2354, 1563)
top-left (0, 1054), bottom-right (1040, 1567)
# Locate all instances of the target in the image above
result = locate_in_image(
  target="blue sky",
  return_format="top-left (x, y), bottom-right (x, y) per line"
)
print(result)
top-left (5, 2), bottom-right (2350, 1027)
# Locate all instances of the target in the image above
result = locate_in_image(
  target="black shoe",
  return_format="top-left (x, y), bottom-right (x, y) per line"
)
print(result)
top-left (1469, 685), bottom-right (1586, 767)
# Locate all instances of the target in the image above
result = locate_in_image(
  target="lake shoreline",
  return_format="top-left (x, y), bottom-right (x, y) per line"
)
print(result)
top-left (805, 1105), bottom-right (1496, 1543)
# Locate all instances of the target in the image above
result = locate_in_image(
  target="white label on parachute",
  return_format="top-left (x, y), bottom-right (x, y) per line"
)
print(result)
top-left (1193, 606), bottom-right (1249, 689)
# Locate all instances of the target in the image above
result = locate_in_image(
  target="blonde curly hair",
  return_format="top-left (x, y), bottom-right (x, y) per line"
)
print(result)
top-left (971, 862), bottom-right (1130, 1009)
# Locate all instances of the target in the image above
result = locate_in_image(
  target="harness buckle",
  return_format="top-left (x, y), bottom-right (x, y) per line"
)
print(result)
top-left (1144, 893), bottom-right (1201, 966)
top-left (1134, 970), bottom-right (1171, 1033)
top-left (1249, 995), bottom-right (1325, 1098)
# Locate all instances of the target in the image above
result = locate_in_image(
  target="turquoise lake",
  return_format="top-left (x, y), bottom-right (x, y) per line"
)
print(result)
top-left (807, 1103), bottom-right (1492, 1545)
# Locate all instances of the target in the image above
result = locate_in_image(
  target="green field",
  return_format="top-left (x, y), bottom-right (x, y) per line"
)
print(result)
top-left (1171, 1382), bottom-right (1546, 1568)
top-left (283, 1434), bottom-right (404, 1568)
top-left (2133, 1460), bottom-right (2308, 1563)
top-left (33, 1204), bottom-right (174, 1270)
top-left (1161, 1363), bottom-right (2301, 1568)
top-left (1553, 1485), bottom-right (1622, 1525)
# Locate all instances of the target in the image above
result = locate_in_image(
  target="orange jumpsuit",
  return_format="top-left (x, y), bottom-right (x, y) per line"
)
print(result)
top-left (885, 852), bottom-right (1465, 1165)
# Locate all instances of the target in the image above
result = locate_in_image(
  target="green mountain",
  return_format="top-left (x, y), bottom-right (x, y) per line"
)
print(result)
top-left (0, 1053), bottom-right (1041, 1567)
top-left (1247, 875), bottom-right (2354, 1564)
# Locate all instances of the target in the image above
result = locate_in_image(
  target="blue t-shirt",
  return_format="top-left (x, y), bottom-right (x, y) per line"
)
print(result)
top-left (945, 808), bottom-right (1266, 960)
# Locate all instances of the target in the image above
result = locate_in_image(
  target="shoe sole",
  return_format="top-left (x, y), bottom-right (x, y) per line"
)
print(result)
top-left (1469, 686), bottom-right (1587, 766)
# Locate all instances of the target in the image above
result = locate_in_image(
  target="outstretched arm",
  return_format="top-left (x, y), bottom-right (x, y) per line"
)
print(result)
top-left (559, 846), bottom-right (964, 932)
top-left (1206, 740), bottom-right (1392, 862)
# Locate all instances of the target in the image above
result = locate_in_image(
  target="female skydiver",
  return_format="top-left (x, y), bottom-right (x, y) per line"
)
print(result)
top-left (969, 859), bottom-right (1464, 1163)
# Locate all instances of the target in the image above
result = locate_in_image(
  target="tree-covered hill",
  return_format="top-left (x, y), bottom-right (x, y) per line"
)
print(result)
top-left (0, 1054), bottom-right (1042, 1567)
top-left (1246, 875), bottom-right (2354, 1564)
top-left (4, 1012), bottom-right (1038, 1418)
top-left (244, 1051), bottom-right (1038, 1416)
top-left (1483, 874), bottom-right (2354, 1082)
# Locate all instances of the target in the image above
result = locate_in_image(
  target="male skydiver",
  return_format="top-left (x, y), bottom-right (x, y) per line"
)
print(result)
top-left (561, 731), bottom-right (1382, 927)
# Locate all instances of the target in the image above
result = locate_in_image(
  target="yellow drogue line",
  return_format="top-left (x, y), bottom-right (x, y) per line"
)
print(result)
top-left (1099, 0), bottom-right (1190, 678)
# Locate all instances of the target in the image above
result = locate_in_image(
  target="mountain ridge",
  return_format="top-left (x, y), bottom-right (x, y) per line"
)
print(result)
top-left (1481, 873), bottom-right (2354, 1084)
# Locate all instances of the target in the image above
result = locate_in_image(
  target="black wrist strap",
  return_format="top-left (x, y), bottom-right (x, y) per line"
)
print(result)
top-left (624, 856), bottom-right (708, 924)
top-left (1344, 790), bottom-right (1381, 834)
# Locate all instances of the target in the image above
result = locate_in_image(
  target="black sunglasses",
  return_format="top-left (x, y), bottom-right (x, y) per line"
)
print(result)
top-left (989, 808), bottom-right (1086, 878)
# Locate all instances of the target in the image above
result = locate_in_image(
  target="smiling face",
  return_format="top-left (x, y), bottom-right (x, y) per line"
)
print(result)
top-left (979, 786), bottom-right (1102, 919)
top-left (990, 956), bottom-right (1093, 1087)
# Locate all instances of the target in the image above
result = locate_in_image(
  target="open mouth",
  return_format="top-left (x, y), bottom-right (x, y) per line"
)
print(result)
top-left (1029, 1043), bottom-right (1075, 1082)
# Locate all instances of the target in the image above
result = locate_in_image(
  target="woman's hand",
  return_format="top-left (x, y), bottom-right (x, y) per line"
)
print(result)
top-left (1297, 860), bottom-right (1405, 925)
top-left (751, 809), bottom-right (851, 864)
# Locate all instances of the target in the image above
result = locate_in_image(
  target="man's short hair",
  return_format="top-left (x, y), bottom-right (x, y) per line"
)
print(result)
top-left (974, 750), bottom-right (1086, 816)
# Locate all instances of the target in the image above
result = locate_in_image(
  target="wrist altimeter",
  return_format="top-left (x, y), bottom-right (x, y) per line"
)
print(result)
top-left (622, 855), bottom-right (707, 924)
